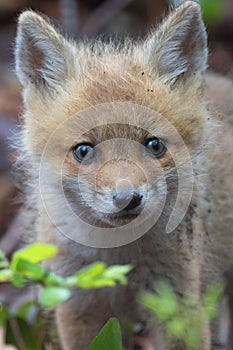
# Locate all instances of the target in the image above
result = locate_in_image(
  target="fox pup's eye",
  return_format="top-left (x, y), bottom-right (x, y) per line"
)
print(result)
top-left (72, 143), bottom-right (95, 163)
top-left (145, 137), bottom-right (167, 158)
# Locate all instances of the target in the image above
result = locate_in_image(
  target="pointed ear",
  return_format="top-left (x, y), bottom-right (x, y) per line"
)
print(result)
top-left (15, 11), bottom-right (76, 93)
top-left (144, 1), bottom-right (208, 84)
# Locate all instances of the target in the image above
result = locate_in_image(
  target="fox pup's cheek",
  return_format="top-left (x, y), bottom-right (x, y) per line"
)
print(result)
top-left (158, 152), bottom-right (175, 169)
top-left (63, 153), bottom-right (82, 175)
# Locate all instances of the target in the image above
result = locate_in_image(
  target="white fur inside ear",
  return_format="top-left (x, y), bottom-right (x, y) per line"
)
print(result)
top-left (15, 11), bottom-right (75, 92)
top-left (144, 1), bottom-right (208, 84)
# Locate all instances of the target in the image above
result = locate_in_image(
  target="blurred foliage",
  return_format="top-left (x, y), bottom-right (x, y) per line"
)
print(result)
top-left (199, 0), bottom-right (226, 23)
top-left (139, 281), bottom-right (224, 350)
top-left (0, 245), bottom-right (225, 349)
top-left (171, 0), bottom-right (226, 23)
top-left (0, 243), bottom-right (132, 307)
top-left (0, 243), bottom-right (131, 349)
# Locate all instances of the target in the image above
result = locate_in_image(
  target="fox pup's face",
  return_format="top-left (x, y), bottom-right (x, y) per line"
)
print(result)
top-left (63, 121), bottom-right (169, 227)
top-left (16, 2), bottom-right (208, 243)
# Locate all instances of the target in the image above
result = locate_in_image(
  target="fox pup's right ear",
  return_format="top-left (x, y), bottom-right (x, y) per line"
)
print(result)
top-left (144, 1), bottom-right (208, 84)
top-left (15, 11), bottom-right (76, 93)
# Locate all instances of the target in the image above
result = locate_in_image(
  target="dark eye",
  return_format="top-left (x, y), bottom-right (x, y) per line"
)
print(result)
top-left (72, 143), bottom-right (95, 163)
top-left (145, 137), bottom-right (167, 158)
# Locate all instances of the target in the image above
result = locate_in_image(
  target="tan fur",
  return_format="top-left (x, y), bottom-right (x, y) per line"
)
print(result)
top-left (15, 1), bottom-right (233, 349)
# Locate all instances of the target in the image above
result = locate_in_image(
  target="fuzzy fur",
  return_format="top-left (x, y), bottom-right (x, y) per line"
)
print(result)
top-left (15, 1), bottom-right (233, 349)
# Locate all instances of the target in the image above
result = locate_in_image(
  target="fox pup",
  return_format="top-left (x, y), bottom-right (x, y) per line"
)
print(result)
top-left (15, 1), bottom-right (233, 349)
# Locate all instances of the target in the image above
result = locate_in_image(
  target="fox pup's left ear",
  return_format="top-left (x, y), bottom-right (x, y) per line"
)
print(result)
top-left (15, 11), bottom-right (76, 93)
top-left (144, 1), bottom-right (208, 84)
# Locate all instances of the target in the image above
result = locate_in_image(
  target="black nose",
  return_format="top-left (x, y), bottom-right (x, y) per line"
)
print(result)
top-left (113, 191), bottom-right (143, 211)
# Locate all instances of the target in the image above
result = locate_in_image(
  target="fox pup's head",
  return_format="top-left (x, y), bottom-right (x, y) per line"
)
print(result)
top-left (15, 1), bottom-right (208, 245)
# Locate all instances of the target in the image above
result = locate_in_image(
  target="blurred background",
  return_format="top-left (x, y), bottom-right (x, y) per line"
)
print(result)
top-left (0, 0), bottom-right (232, 312)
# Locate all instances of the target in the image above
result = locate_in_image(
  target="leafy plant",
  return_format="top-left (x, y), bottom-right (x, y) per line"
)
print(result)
top-left (0, 244), bottom-right (224, 350)
top-left (139, 281), bottom-right (224, 350)
top-left (0, 243), bottom-right (131, 349)
top-left (0, 243), bottom-right (131, 308)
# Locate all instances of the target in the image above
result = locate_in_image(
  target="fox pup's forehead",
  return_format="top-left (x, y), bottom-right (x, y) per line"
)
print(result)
top-left (79, 124), bottom-right (150, 144)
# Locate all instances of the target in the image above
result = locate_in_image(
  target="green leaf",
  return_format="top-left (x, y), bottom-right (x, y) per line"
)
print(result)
top-left (11, 243), bottom-right (57, 270)
top-left (6, 317), bottom-right (41, 350)
top-left (11, 274), bottom-right (26, 287)
top-left (16, 301), bottom-right (36, 321)
top-left (154, 282), bottom-right (178, 320)
top-left (139, 292), bottom-right (160, 313)
top-left (66, 263), bottom-right (132, 289)
top-left (103, 265), bottom-right (132, 284)
top-left (0, 269), bottom-right (13, 281)
top-left (139, 283), bottom-right (178, 322)
top-left (167, 317), bottom-right (186, 338)
top-left (66, 262), bottom-right (113, 288)
top-left (39, 286), bottom-right (71, 308)
top-left (183, 313), bottom-right (202, 350)
top-left (0, 250), bottom-right (9, 269)
top-left (0, 304), bottom-right (9, 326)
top-left (14, 259), bottom-right (46, 279)
top-left (75, 262), bottom-right (106, 280)
top-left (0, 250), bottom-right (6, 260)
top-left (76, 278), bottom-right (116, 289)
top-left (203, 282), bottom-right (223, 320)
top-left (88, 318), bottom-right (122, 350)
top-left (44, 271), bottom-right (65, 286)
